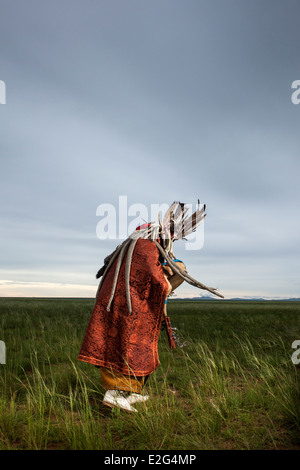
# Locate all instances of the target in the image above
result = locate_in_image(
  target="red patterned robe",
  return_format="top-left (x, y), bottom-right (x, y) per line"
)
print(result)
top-left (78, 239), bottom-right (169, 377)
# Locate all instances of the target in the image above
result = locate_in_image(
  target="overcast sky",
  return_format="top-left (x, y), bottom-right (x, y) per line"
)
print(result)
top-left (1, 0), bottom-right (300, 299)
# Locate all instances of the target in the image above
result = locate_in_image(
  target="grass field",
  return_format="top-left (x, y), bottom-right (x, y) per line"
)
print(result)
top-left (0, 297), bottom-right (299, 450)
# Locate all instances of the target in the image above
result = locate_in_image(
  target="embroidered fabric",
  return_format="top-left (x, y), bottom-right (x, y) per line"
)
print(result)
top-left (78, 239), bottom-right (169, 376)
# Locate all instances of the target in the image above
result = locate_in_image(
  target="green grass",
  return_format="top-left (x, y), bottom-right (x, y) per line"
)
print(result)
top-left (0, 297), bottom-right (299, 450)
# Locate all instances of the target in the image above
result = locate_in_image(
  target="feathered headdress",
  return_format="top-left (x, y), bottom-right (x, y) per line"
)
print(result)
top-left (131, 199), bottom-right (206, 257)
top-left (96, 201), bottom-right (223, 314)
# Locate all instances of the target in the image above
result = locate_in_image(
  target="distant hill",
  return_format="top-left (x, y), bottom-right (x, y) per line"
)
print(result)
top-left (170, 296), bottom-right (300, 301)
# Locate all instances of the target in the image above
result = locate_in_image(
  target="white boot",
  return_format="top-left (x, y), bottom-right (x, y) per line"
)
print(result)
top-left (127, 393), bottom-right (149, 404)
top-left (102, 390), bottom-right (138, 413)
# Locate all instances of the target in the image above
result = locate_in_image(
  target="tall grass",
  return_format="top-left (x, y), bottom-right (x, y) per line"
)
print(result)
top-left (0, 298), bottom-right (299, 450)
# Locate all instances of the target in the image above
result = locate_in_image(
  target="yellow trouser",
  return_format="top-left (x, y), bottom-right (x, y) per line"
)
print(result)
top-left (100, 367), bottom-right (146, 394)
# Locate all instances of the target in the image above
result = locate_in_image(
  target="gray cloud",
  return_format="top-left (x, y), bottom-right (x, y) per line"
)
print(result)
top-left (0, 0), bottom-right (300, 298)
